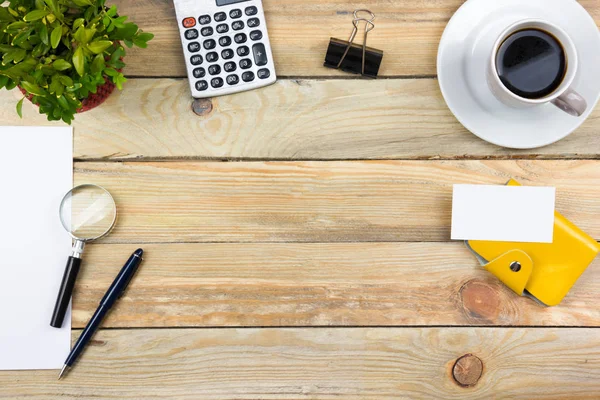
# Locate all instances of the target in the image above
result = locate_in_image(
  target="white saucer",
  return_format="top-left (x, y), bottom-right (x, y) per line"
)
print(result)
top-left (437, 0), bottom-right (600, 149)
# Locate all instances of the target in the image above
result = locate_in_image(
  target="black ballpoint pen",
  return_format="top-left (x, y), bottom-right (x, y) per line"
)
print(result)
top-left (58, 248), bottom-right (144, 380)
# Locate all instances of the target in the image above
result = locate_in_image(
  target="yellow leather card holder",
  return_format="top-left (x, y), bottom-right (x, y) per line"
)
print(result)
top-left (467, 180), bottom-right (600, 306)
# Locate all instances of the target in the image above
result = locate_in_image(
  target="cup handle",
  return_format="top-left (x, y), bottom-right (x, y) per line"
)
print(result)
top-left (551, 88), bottom-right (587, 117)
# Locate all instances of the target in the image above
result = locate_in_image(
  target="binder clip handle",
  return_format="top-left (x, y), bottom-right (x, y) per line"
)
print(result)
top-left (337, 10), bottom-right (376, 76)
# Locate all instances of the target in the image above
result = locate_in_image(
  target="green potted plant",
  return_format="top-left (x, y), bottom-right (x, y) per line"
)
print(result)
top-left (0, 0), bottom-right (153, 124)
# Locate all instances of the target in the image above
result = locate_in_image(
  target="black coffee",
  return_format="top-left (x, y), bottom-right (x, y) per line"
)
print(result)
top-left (496, 28), bottom-right (566, 99)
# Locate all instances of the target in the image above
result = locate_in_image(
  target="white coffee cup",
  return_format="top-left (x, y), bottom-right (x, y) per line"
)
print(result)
top-left (488, 19), bottom-right (587, 117)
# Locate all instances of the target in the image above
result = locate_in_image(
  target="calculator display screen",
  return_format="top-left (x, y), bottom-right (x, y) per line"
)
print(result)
top-left (216, 0), bottom-right (249, 6)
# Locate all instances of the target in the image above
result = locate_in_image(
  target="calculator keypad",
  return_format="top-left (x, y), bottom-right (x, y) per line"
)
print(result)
top-left (179, 2), bottom-right (275, 95)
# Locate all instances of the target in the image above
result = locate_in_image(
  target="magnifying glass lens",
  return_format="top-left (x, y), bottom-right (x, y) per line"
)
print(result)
top-left (59, 185), bottom-right (116, 240)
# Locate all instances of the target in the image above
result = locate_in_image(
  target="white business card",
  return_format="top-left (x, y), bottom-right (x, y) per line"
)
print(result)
top-left (451, 184), bottom-right (556, 243)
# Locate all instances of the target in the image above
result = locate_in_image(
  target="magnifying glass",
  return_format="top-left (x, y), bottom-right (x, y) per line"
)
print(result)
top-left (50, 184), bottom-right (117, 328)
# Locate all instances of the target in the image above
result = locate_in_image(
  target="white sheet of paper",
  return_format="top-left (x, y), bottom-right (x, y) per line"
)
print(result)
top-left (451, 184), bottom-right (556, 243)
top-left (0, 126), bottom-right (72, 370)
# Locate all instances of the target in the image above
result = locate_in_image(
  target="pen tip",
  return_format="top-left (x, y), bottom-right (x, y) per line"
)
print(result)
top-left (58, 365), bottom-right (68, 380)
top-left (134, 248), bottom-right (144, 257)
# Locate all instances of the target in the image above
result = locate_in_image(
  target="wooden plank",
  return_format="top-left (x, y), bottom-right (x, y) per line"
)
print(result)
top-left (1, 327), bottom-right (599, 399)
top-left (2, 79), bottom-right (600, 160)
top-left (73, 160), bottom-right (600, 243)
top-left (73, 243), bottom-right (600, 328)
top-left (111, 0), bottom-right (600, 77)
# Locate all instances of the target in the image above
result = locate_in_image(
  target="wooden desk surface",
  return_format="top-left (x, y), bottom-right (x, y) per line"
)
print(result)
top-left (1, 1), bottom-right (600, 398)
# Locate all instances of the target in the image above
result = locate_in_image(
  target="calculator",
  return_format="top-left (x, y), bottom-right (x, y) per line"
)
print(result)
top-left (174, 0), bottom-right (277, 98)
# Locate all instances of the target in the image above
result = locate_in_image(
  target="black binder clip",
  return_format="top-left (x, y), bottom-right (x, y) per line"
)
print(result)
top-left (324, 10), bottom-right (383, 78)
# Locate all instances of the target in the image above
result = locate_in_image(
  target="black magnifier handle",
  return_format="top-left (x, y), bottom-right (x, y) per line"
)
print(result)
top-left (50, 256), bottom-right (82, 328)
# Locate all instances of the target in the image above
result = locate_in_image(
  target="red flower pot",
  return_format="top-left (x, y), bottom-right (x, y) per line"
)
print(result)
top-left (19, 77), bottom-right (116, 113)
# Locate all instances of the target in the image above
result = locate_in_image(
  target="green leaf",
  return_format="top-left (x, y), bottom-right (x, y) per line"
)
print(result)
top-left (49, 75), bottom-right (63, 96)
top-left (39, 23), bottom-right (49, 45)
top-left (137, 32), bottom-right (154, 42)
top-left (12, 49), bottom-right (26, 63)
top-left (132, 37), bottom-right (148, 48)
top-left (20, 81), bottom-right (45, 96)
top-left (7, 8), bottom-right (19, 18)
top-left (91, 53), bottom-right (105, 73)
top-left (104, 67), bottom-right (118, 77)
top-left (58, 75), bottom-right (73, 87)
top-left (23, 10), bottom-right (49, 22)
top-left (50, 25), bottom-right (62, 48)
top-left (106, 5), bottom-right (118, 17)
top-left (43, 0), bottom-right (58, 14)
top-left (73, 46), bottom-right (84, 76)
top-left (73, 18), bottom-right (85, 30)
top-left (52, 59), bottom-right (71, 70)
top-left (73, 26), bottom-right (85, 43)
top-left (16, 97), bottom-right (24, 118)
top-left (6, 21), bottom-right (27, 31)
top-left (5, 79), bottom-right (17, 90)
top-left (113, 23), bottom-right (138, 39)
top-left (87, 40), bottom-right (112, 54)
top-left (82, 27), bottom-right (97, 44)
top-left (0, 75), bottom-right (8, 89)
top-left (57, 95), bottom-right (69, 110)
top-left (113, 16), bottom-right (127, 28)
top-left (116, 74), bottom-right (126, 90)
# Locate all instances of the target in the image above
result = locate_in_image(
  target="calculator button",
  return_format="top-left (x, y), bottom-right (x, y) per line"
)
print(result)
top-left (201, 27), bottom-right (213, 37)
top-left (230, 9), bottom-right (242, 19)
top-left (206, 52), bottom-right (219, 62)
top-left (198, 15), bottom-right (211, 25)
top-left (183, 17), bottom-right (196, 28)
top-left (193, 67), bottom-right (206, 78)
top-left (237, 45), bottom-right (250, 56)
top-left (242, 71), bottom-right (255, 82)
top-left (214, 12), bottom-right (226, 22)
top-left (224, 61), bottom-right (237, 72)
top-left (216, 23), bottom-right (229, 34)
top-left (190, 54), bottom-right (203, 65)
top-left (195, 80), bottom-right (209, 91)
top-left (211, 77), bottom-right (224, 88)
top-left (239, 58), bottom-right (252, 69)
top-left (219, 36), bottom-right (232, 47)
top-left (203, 39), bottom-right (216, 50)
top-left (234, 33), bottom-right (247, 44)
top-left (208, 64), bottom-right (221, 76)
top-left (232, 21), bottom-right (245, 31)
top-left (252, 43), bottom-right (268, 66)
top-left (185, 29), bottom-right (199, 40)
top-left (250, 30), bottom-right (262, 41)
top-left (247, 18), bottom-right (260, 28)
top-left (222, 49), bottom-right (234, 59)
top-left (188, 42), bottom-right (201, 53)
top-left (257, 68), bottom-right (270, 79)
top-left (245, 6), bottom-right (258, 16)
top-left (226, 74), bottom-right (240, 85)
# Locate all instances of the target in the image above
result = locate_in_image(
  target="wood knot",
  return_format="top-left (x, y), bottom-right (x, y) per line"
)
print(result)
top-left (192, 98), bottom-right (213, 116)
top-left (452, 354), bottom-right (483, 387)
top-left (459, 279), bottom-right (502, 323)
